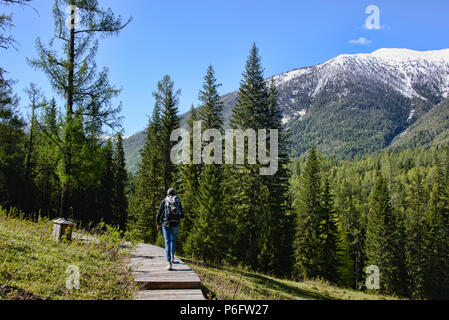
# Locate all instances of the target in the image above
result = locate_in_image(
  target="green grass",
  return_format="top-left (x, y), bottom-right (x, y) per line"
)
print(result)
top-left (185, 259), bottom-right (398, 300)
top-left (0, 207), bottom-right (137, 300)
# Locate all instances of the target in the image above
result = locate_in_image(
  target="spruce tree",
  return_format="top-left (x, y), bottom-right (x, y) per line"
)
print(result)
top-left (157, 75), bottom-right (181, 192)
top-left (320, 176), bottom-right (341, 283)
top-left (177, 106), bottom-right (201, 255)
top-left (425, 162), bottom-right (449, 299)
top-left (33, 98), bottom-right (61, 218)
top-left (0, 67), bottom-right (27, 210)
top-left (227, 44), bottom-right (276, 270)
top-left (258, 80), bottom-right (292, 275)
top-left (365, 174), bottom-right (403, 295)
top-left (112, 132), bottom-right (128, 230)
top-left (405, 169), bottom-right (428, 299)
top-left (128, 76), bottom-right (180, 243)
top-left (128, 104), bottom-right (163, 243)
top-left (97, 139), bottom-right (114, 224)
top-left (293, 146), bottom-right (323, 279)
top-left (184, 66), bottom-right (227, 262)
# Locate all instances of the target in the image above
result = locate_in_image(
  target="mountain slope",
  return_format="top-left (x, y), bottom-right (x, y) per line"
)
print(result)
top-left (124, 48), bottom-right (449, 172)
top-left (390, 97), bottom-right (449, 150)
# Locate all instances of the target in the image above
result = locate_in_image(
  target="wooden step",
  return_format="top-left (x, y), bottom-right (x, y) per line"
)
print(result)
top-left (130, 243), bottom-right (203, 294)
top-left (136, 289), bottom-right (205, 300)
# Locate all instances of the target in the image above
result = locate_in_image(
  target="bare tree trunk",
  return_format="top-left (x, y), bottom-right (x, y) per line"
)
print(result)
top-left (59, 7), bottom-right (75, 219)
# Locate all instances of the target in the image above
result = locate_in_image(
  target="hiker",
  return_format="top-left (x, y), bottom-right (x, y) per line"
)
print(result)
top-left (156, 188), bottom-right (184, 270)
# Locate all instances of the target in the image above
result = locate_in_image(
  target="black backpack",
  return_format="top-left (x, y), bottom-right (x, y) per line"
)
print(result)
top-left (164, 195), bottom-right (180, 227)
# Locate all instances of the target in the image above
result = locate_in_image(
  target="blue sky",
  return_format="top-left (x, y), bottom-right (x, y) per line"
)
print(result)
top-left (2, 0), bottom-right (449, 136)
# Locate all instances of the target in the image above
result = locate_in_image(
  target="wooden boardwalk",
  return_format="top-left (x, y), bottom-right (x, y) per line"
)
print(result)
top-left (130, 244), bottom-right (204, 300)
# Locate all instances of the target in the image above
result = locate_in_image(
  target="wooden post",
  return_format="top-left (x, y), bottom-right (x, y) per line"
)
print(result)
top-left (52, 218), bottom-right (74, 241)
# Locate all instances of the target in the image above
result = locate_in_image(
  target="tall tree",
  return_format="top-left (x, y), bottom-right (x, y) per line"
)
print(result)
top-left (320, 176), bottom-right (341, 283)
top-left (293, 146), bottom-right (323, 279)
top-left (0, 67), bottom-right (26, 210)
top-left (184, 66), bottom-right (227, 262)
top-left (33, 98), bottom-right (61, 218)
top-left (177, 106), bottom-right (200, 254)
top-left (157, 75), bottom-right (181, 192)
top-left (112, 132), bottom-right (128, 230)
top-left (425, 161), bottom-right (449, 299)
top-left (128, 104), bottom-right (163, 243)
top-left (405, 168), bottom-right (428, 299)
top-left (97, 139), bottom-right (114, 224)
top-left (365, 174), bottom-right (404, 295)
top-left (24, 83), bottom-right (44, 181)
top-left (226, 44), bottom-right (276, 270)
top-left (28, 0), bottom-right (131, 218)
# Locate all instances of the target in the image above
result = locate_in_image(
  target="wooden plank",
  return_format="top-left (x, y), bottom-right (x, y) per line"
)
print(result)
top-left (130, 243), bottom-right (204, 298)
top-left (136, 289), bottom-right (205, 300)
top-left (137, 281), bottom-right (202, 290)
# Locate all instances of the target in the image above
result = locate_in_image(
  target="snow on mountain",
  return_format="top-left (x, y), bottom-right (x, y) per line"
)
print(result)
top-left (264, 48), bottom-right (449, 125)
top-left (270, 48), bottom-right (449, 97)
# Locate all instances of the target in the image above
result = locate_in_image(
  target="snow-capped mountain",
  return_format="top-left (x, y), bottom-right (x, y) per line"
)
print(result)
top-left (267, 48), bottom-right (449, 128)
top-left (124, 48), bottom-right (449, 171)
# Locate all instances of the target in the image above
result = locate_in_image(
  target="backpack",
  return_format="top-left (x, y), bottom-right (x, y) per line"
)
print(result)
top-left (164, 195), bottom-right (181, 227)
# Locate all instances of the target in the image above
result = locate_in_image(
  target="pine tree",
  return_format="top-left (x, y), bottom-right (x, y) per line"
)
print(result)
top-left (98, 139), bottom-right (114, 224)
top-left (425, 161), bottom-right (449, 299)
top-left (33, 98), bottom-right (61, 218)
top-left (112, 132), bottom-right (128, 230)
top-left (0, 67), bottom-right (27, 210)
top-left (320, 176), bottom-right (341, 283)
top-left (365, 174), bottom-right (403, 295)
top-left (184, 66), bottom-right (227, 262)
top-left (185, 164), bottom-right (226, 262)
top-left (128, 104), bottom-right (163, 243)
top-left (226, 44), bottom-right (279, 270)
top-left (293, 146), bottom-right (323, 279)
top-left (157, 75), bottom-right (181, 192)
top-left (177, 106), bottom-right (201, 255)
top-left (258, 80), bottom-right (292, 275)
top-left (405, 168), bottom-right (428, 298)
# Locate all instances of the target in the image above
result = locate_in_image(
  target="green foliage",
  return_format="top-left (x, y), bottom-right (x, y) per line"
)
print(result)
top-left (27, 0), bottom-right (130, 217)
top-left (127, 75), bottom-right (181, 243)
top-left (224, 44), bottom-right (290, 274)
top-left (112, 133), bottom-right (128, 230)
top-left (365, 174), bottom-right (405, 295)
top-left (0, 68), bottom-right (27, 210)
top-left (0, 207), bottom-right (135, 300)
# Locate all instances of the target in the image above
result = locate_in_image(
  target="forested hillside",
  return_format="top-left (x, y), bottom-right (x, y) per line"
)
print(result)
top-left (391, 98), bottom-right (449, 150)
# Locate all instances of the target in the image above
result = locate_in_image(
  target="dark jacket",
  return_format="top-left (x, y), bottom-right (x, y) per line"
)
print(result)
top-left (156, 196), bottom-right (184, 227)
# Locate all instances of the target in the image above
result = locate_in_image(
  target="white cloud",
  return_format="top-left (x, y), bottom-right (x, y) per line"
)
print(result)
top-left (349, 37), bottom-right (372, 45)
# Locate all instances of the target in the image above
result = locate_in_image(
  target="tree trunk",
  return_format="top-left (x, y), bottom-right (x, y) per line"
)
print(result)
top-left (59, 7), bottom-right (75, 219)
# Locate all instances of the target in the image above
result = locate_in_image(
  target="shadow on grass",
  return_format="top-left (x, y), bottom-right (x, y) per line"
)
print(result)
top-left (231, 269), bottom-right (337, 300)
top-left (183, 258), bottom-right (337, 300)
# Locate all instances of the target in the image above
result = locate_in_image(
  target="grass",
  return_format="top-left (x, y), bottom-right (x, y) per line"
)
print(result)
top-left (184, 259), bottom-right (398, 300)
top-left (0, 207), bottom-right (137, 300)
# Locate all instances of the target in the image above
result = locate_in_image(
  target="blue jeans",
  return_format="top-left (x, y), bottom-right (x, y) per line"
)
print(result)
top-left (162, 225), bottom-right (179, 262)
